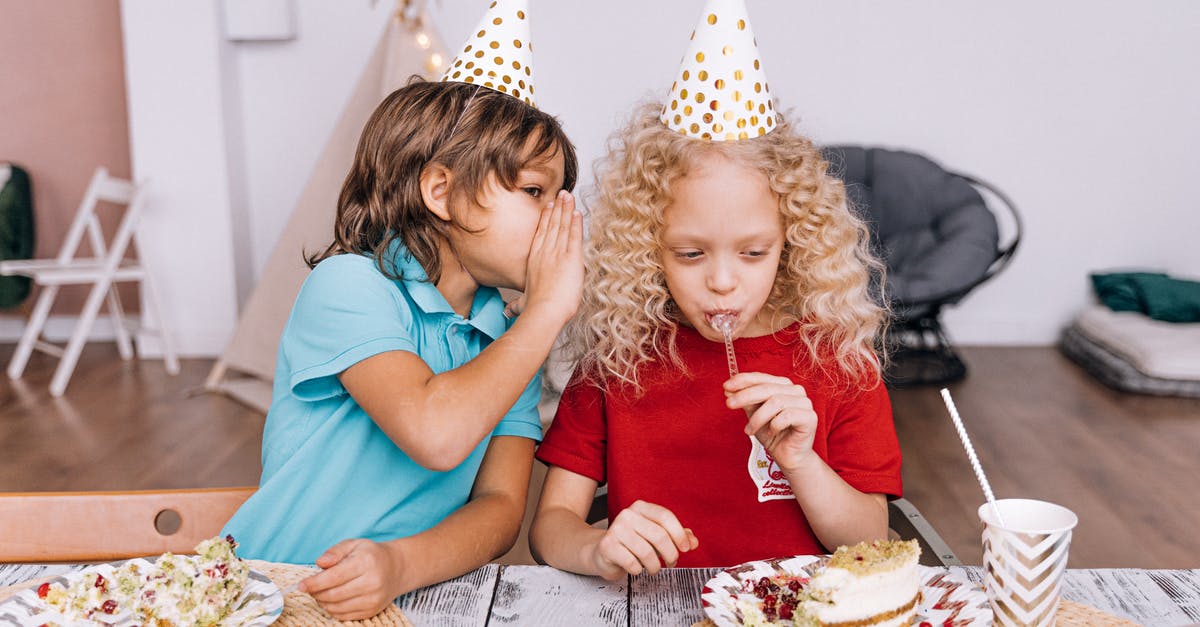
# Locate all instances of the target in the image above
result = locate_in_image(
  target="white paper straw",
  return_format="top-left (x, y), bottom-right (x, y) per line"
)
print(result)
top-left (940, 388), bottom-right (1006, 527)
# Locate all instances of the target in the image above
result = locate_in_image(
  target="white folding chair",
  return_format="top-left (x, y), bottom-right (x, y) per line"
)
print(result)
top-left (0, 167), bottom-right (179, 396)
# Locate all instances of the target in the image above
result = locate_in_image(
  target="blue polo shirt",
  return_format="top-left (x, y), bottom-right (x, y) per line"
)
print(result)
top-left (222, 242), bottom-right (543, 563)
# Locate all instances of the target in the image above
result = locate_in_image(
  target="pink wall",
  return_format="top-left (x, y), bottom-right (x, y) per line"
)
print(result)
top-left (0, 0), bottom-right (137, 315)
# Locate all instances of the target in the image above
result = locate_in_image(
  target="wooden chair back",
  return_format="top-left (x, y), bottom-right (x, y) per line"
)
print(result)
top-left (0, 487), bottom-right (255, 562)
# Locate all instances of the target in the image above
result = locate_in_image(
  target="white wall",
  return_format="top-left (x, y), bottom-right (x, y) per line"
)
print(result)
top-left (123, 0), bottom-right (1200, 353)
top-left (233, 1), bottom-right (396, 278)
top-left (121, 1), bottom-right (243, 355)
top-left (120, 0), bottom-right (393, 355)
top-left (430, 0), bottom-right (1200, 344)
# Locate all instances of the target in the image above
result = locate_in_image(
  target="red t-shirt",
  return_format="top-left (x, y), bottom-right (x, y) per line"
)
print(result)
top-left (537, 323), bottom-right (902, 568)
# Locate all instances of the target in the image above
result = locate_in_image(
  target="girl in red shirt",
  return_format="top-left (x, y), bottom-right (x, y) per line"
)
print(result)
top-left (530, 0), bottom-right (900, 576)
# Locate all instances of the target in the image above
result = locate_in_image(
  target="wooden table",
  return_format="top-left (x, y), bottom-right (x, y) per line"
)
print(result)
top-left (2, 563), bottom-right (1198, 626)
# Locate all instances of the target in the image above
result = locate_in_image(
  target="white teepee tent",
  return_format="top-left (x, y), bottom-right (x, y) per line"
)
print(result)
top-left (206, 15), bottom-right (447, 412)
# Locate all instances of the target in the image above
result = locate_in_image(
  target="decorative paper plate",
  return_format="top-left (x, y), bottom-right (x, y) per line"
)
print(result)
top-left (701, 555), bottom-right (992, 626)
top-left (0, 559), bottom-right (283, 627)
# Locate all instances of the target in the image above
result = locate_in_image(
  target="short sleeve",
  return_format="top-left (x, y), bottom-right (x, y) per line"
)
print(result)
top-left (536, 368), bottom-right (607, 483)
top-left (492, 368), bottom-right (544, 442)
top-left (824, 382), bottom-right (903, 499)
top-left (283, 256), bottom-right (419, 402)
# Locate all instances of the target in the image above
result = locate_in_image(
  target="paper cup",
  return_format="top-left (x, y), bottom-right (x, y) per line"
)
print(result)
top-left (978, 499), bottom-right (1078, 626)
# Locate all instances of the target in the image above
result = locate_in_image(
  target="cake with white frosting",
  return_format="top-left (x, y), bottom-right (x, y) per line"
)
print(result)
top-left (36, 535), bottom-right (258, 626)
top-left (736, 539), bottom-right (922, 626)
top-left (799, 539), bottom-right (922, 627)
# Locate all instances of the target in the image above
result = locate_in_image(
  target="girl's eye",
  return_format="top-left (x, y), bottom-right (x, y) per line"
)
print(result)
top-left (675, 251), bottom-right (703, 260)
top-left (744, 250), bottom-right (768, 258)
top-left (523, 187), bottom-right (542, 198)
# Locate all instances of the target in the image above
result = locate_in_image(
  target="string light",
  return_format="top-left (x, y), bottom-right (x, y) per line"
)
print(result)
top-left (393, 0), bottom-right (445, 78)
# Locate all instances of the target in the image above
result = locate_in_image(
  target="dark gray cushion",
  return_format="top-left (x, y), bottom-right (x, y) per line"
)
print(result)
top-left (822, 146), bottom-right (999, 318)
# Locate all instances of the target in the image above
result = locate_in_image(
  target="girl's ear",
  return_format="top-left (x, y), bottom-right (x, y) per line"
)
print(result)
top-left (419, 163), bottom-right (453, 222)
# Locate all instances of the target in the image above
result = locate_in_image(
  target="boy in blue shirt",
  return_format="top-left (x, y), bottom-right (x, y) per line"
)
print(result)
top-left (223, 3), bottom-right (581, 618)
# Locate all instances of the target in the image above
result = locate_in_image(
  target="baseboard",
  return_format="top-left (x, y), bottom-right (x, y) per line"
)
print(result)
top-left (0, 315), bottom-right (121, 342)
top-left (0, 313), bottom-right (226, 357)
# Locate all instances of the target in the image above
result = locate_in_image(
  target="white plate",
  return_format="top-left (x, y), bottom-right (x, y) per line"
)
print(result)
top-left (701, 555), bottom-right (992, 626)
top-left (0, 558), bottom-right (283, 627)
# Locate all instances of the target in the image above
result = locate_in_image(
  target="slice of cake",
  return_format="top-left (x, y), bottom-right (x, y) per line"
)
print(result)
top-left (37, 535), bottom-right (258, 627)
top-left (799, 539), bottom-right (922, 627)
top-left (135, 535), bottom-right (251, 626)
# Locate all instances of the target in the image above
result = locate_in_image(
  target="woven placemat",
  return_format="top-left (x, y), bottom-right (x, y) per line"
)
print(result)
top-left (1058, 599), bottom-right (1142, 626)
top-left (0, 561), bottom-right (413, 627)
top-left (688, 599), bottom-right (1141, 626)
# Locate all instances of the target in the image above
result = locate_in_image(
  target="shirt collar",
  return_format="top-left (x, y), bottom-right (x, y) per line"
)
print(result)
top-left (383, 241), bottom-right (507, 340)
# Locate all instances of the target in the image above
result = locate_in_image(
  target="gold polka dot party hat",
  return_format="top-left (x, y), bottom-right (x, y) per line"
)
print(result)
top-left (442, 0), bottom-right (537, 108)
top-left (661, 0), bottom-right (776, 141)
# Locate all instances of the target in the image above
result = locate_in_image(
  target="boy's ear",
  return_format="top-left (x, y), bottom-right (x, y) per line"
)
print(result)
top-left (419, 163), bottom-right (453, 222)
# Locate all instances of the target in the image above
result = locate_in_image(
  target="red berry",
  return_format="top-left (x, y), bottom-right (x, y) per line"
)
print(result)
top-left (919, 622), bottom-right (933, 627)
top-left (94, 574), bottom-right (107, 591)
top-left (36, 582), bottom-right (50, 598)
top-left (763, 594), bottom-right (777, 608)
top-left (787, 579), bottom-right (802, 592)
top-left (779, 603), bottom-right (794, 620)
top-left (101, 599), bottom-right (118, 614)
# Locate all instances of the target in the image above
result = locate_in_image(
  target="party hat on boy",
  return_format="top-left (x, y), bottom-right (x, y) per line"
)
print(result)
top-left (661, 0), bottom-right (777, 141)
top-left (442, 0), bottom-right (537, 108)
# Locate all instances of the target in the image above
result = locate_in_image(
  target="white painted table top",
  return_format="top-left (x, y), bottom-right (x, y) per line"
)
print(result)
top-left (2, 562), bottom-right (1197, 626)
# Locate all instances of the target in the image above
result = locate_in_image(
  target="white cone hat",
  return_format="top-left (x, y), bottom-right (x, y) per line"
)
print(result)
top-left (661, 0), bottom-right (776, 141)
top-left (442, 0), bottom-right (537, 108)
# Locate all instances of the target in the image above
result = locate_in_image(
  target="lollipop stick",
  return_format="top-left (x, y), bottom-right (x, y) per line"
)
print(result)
top-left (709, 314), bottom-right (739, 377)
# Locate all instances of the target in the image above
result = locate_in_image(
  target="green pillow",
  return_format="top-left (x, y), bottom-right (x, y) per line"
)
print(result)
top-left (1091, 271), bottom-right (1200, 323)
top-left (1090, 272), bottom-right (1165, 312)
top-left (1137, 274), bottom-right (1200, 323)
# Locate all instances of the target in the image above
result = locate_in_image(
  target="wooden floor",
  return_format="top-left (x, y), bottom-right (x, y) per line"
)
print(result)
top-left (1, 343), bottom-right (1197, 569)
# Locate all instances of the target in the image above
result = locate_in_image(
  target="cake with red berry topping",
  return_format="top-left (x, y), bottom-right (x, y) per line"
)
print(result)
top-left (799, 539), bottom-right (922, 627)
top-left (36, 535), bottom-right (261, 626)
top-left (737, 539), bottom-right (922, 626)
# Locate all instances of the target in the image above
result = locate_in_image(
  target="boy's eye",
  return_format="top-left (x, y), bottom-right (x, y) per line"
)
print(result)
top-left (523, 187), bottom-right (542, 198)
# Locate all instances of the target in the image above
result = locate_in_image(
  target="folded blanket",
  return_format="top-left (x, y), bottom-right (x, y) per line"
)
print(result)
top-left (1073, 305), bottom-right (1200, 380)
top-left (1091, 271), bottom-right (1200, 323)
top-left (1061, 324), bottom-right (1200, 398)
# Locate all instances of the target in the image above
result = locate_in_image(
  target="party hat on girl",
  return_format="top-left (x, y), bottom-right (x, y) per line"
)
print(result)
top-left (442, 0), bottom-right (537, 108)
top-left (661, 0), bottom-right (777, 141)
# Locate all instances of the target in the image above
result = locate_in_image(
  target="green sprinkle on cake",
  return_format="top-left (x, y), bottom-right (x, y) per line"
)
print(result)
top-left (825, 539), bottom-right (920, 575)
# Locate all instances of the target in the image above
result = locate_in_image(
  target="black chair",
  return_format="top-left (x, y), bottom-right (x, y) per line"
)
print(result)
top-left (822, 146), bottom-right (1022, 387)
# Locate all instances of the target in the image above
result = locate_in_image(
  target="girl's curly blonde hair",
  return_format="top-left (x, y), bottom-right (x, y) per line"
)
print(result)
top-left (562, 103), bottom-right (887, 393)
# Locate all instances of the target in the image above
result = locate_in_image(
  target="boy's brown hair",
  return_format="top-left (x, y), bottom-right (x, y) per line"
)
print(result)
top-left (308, 78), bottom-right (578, 283)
